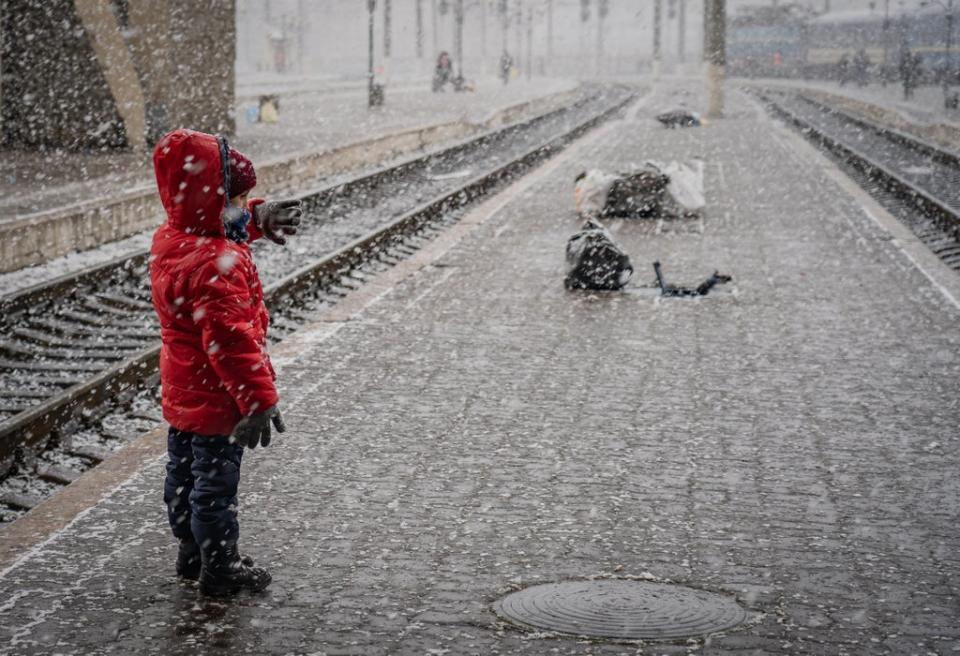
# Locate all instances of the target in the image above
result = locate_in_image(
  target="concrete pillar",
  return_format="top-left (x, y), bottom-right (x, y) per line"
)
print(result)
top-left (73, 0), bottom-right (147, 150)
top-left (1, 0), bottom-right (128, 149)
top-left (164, 0), bottom-right (235, 137)
top-left (126, 0), bottom-right (173, 145)
top-left (0, 0), bottom-right (234, 151)
top-left (704, 0), bottom-right (725, 118)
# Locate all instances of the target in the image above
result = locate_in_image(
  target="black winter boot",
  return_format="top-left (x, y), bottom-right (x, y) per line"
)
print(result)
top-left (199, 543), bottom-right (271, 596)
top-left (178, 540), bottom-right (255, 581)
top-left (176, 539), bottom-right (202, 580)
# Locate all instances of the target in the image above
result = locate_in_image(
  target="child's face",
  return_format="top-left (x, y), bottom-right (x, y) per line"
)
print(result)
top-left (230, 192), bottom-right (250, 208)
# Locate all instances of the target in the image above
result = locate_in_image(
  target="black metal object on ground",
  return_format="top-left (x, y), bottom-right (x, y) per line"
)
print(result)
top-left (493, 580), bottom-right (748, 640)
top-left (0, 87), bottom-right (637, 521)
top-left (654, 261), bottom-right (731, 297)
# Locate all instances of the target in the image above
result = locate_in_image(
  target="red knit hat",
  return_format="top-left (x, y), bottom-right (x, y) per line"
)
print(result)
top-left (227, 147), bottom-right (257, 198)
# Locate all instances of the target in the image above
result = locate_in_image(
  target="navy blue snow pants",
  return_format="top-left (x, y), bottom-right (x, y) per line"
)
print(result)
top-left (163, 427), bottom-right (243, 550)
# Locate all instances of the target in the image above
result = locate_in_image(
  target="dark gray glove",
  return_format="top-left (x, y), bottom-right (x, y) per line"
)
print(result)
top-left (231, 406), bottom-right (286, 449)
top-left (254, 199), bottom-right (303, 245)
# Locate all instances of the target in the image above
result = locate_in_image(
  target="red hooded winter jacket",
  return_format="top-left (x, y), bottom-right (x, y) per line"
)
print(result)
top-left (150, 129), bottom-right (278, 437)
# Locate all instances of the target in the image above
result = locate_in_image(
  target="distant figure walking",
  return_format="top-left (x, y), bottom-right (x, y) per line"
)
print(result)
top-left (432, 51), bottom-right (453, 92)
top-left (500, 50), bottom-right (514, 85)
top-left (853, 49), bottom-right (871, 87)
top-left (900, 48), bottom-right (919, 100)
top-left (837, 53), bottom-right (851, 87)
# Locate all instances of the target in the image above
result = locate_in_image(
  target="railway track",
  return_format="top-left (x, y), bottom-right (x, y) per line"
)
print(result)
top-left (0, 85), bottom-right (638, 522)
top-left (756, 89), bottom-right (960, 271)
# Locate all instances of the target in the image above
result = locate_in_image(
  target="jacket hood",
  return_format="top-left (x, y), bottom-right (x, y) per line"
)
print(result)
top-left (153, 129), bottom-right (230, 237)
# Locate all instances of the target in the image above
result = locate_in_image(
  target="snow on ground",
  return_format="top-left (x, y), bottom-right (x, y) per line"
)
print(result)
top-left (0, 77), bottom-right (576, 221)
top-left (0, 78), bottom-right (579, 298)
top-left (750, 78), bottom-right (960, 130)
top-left (0, 231), bottom-right (153, 298)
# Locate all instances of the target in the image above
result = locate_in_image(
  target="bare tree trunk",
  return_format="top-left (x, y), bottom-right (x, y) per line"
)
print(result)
top-left (515, 0), bottom-right (523, 70)
top-left (455, 0), bottom-right (464, 78)
top-left (293, 0), bottom-right (302, 73)
top-left (368, 0), bottom-right (376, 106)
top-left (432, 0), bottom-right (438, 56)
top-left (678, 0), bottom-right (686, 63)
top-left (416, 0), bottom-right (424, 59)
top-left (526, 5), bottom-right (532, 79)
top-left (383, 0), bottom-right (391, 57)
top-left (653, 0), bottom-right (662, 77)
top-left (480, 0), bottom-right (487, 72)
top-left (547, 0), bottom-right (553, 70)
top-left (501, 0), bottom-right (508, 54)
top-left (596, 12), bottom-right (603, 76)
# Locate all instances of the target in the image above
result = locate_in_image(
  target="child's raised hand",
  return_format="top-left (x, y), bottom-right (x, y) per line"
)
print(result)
top-left (254, 199), bottom-right (303, 245)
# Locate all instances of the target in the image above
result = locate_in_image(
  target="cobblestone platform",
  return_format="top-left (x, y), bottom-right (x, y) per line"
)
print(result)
top-left (0, 85), bottom-right (958, 655)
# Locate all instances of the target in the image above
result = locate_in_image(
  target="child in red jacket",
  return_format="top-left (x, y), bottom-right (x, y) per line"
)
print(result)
top-left (151, 129), bottom-right (301, 596)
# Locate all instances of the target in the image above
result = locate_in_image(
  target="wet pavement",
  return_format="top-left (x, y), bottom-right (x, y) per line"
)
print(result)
top-left (0, 84), bottom-right (958, 655)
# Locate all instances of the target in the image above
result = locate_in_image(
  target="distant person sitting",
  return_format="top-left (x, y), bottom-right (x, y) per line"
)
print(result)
top-left (433, 51), bottom-right (454, 92)
top-left (500, 50), bottom-right (514, 86)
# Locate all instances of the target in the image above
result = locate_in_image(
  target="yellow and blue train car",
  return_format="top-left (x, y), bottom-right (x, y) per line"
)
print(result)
top-left (729, 6), bottom-right (954, 81)
top-left (728, 21), bottom-right (806, 77)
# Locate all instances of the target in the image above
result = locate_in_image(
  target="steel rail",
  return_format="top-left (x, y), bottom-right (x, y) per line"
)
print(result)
top-left (0, 97), bottom-right (590, 321)
top-left (0, 91), bottom-right (635, 466)
top-left (796, 93), bottom-right (960, 169)
top-left (759, 91), bottom-right (960, 242)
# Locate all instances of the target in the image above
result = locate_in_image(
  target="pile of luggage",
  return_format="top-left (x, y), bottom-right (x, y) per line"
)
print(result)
top-left (565, 159), bottom-right (730, 293)
top-left (574, 160), bottom-right (705, 220)
top-left (564, 222), bottom-right (731, 294)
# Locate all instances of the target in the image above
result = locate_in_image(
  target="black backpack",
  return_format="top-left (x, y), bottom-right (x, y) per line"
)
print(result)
top-left (564, 220), bottom-right (634, 291)
top-left (603, 167), bottom-right (670, 219)
top-left (655, 109), bottom-right (702, 128)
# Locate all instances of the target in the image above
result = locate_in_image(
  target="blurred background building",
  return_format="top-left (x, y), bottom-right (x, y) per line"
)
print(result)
top-left (0, 0), bottom-right (937, 151)
top-left (235, 0), bottom-right (698, 82)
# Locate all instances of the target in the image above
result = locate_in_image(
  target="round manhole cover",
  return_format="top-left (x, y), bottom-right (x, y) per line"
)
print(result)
top-left (493, 580), bottom-right (747, 640)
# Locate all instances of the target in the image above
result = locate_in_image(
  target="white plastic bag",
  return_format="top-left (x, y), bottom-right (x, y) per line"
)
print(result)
top-left (574, 169), bottom-right (619, 217)
top-left (662, 159), bottom-right (705, 213)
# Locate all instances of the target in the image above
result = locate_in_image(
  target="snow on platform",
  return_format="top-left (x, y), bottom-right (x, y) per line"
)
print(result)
top-left (0, 78), bottom-right (575, 223)
top-left (0, 77), bottom-right (577, 287)
top-left (745, 77), bottom-right (960, 150)
top-left (0, 83), bottom-right (957, 655)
